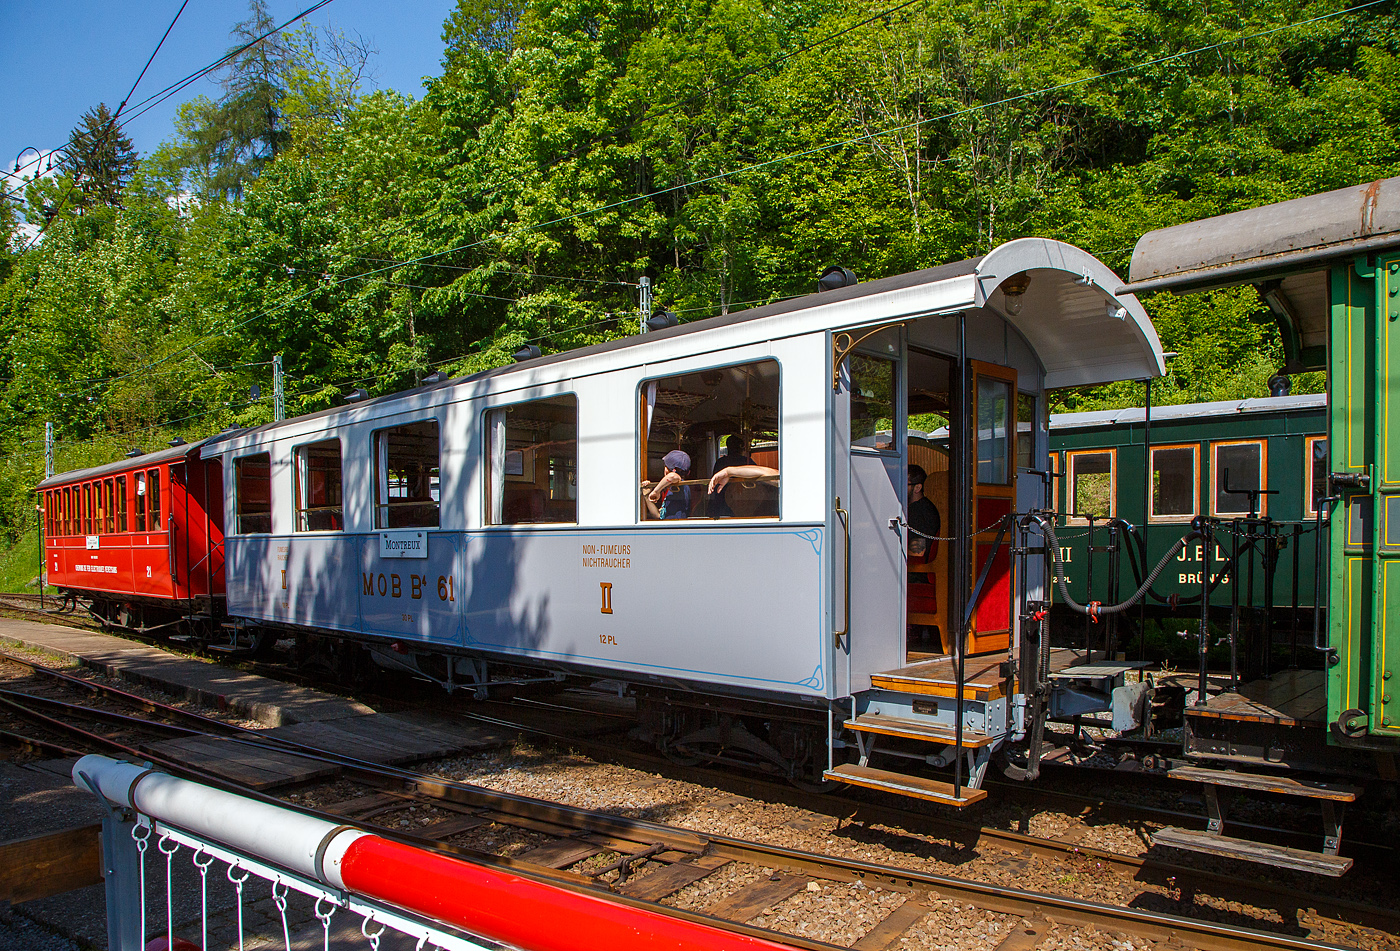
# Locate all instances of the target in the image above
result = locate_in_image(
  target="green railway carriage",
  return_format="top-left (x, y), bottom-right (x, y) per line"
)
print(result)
top-left (1122, 177), bottom-right (1400, 772)
top-left (1047, 394), bottom-right (1328, 623)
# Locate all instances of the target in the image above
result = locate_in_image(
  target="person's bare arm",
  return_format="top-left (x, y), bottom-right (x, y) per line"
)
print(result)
top-left (708, 465), bottom-right (779, 495)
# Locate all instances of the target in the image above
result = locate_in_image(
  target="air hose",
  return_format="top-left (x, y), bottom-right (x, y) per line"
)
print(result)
top-left (1035, 515), bottom-right (1200, 619)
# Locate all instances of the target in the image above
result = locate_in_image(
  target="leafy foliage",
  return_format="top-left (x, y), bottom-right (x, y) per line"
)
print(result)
top-left (0, 0), bottom-right (1396, 540)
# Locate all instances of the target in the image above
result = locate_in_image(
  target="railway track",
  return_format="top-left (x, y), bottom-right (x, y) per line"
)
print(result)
top-left (0, 647), bottom-right (1389, 951)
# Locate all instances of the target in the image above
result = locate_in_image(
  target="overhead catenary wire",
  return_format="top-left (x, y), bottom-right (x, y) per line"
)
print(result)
top-left (9, 0), bottom-right (1384, 404)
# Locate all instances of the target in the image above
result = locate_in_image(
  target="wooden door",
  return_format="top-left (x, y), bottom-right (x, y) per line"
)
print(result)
top-left (966, 361), bottom-right (1016, 655)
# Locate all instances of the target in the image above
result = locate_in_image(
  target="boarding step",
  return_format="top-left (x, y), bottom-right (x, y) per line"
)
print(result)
top-left (1151, 827), bottom-right (1353, 877)
top-left (1169, 766), bottom-right (1359, 801)
top-left (844, 714), bottom-right (998, 748)
top-left (823, 764), bottom-right (987, 806)
top-left (868, 674), bottom-right (1003, 702)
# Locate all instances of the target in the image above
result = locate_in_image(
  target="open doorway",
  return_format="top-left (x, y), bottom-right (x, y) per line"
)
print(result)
top-left (907, 348), bottom-right (955, 662)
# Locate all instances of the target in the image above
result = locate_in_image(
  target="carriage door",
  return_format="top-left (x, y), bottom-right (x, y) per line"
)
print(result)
top-left (967, 361), bottom-right (1016, 655)
top-left (837, 337), bottom-right (907, 687)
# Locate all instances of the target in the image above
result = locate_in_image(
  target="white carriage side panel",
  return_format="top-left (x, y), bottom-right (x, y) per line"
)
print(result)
top-left (226, 534), bottom-right (364, 633)
top-left (460, 524), bottom-right (827, 696)
top-left (574, 369), bottom-right (642, 526)
top-left (359, 532), bottom-right (462, 643)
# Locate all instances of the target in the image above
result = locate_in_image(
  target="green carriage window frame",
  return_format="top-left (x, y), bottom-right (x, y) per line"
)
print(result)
top-left (1149, 444), bottom-right (1199, 523)
top-left (1305, 436), bottom-right (1328, 518)
top-left (1212, 440), bottom-right (1267, 517)
top-left (485, 394), bottom-right (579, 526)
top-left (1066, 449), bottom-right (1115, 522)
top-left (234, 453), bottom-right (273, 534)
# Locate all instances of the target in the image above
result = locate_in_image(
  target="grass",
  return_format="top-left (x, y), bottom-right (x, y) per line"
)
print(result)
top-left (0, 528), bottom-right (49, 594)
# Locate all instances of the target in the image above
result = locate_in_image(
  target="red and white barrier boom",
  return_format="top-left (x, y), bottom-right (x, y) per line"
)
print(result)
top-left (74, 754), bottom-right (798, 951)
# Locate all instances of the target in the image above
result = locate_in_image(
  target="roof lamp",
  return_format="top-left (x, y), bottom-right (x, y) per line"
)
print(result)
top-left (1000, 272), bottom-right (1031, 315)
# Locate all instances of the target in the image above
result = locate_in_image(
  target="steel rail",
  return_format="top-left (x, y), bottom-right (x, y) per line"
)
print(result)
top-left (1, 645), bottom-right (1393, 938)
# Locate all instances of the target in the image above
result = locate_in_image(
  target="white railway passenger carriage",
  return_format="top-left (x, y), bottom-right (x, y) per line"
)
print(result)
top-left (204, 238), bottom-right (1164, 804)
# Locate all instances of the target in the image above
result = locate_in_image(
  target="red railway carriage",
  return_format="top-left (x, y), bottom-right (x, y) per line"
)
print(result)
top-left (39, 439), bottom-right (226, 635)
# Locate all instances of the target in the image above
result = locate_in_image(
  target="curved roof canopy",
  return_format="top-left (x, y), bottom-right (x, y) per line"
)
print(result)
top-left (38, 439), bottom-right (211, 490)
top-left (1124, 177), bottom-right (1400, 296)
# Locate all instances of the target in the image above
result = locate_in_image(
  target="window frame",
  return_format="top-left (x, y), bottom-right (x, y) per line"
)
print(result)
top-left (233, 453), bottom-right (273, 535)
top-left (1065, 448), bottom-right (1116, 523)
top-left (1148, 443), bottom-right (1200, 523)
top-left (847, 352), bottom-right (899, 456)
top-left (293, 437), bottom-right (345, 533)
top-left (1305, 435), bottom-right (1328, 519)
top-left (374, 418), bottom-right (441, 530)
top-left (638, 357), bottom-right (783, 523)
top-left (484, 392), bottom-right (580, 527)
top-left (61, 487), bottom-right (70, 536)
top-left (1211, 439), bottom-right (1268, 518)
top-left (115, 475), bottom-right (128, 532)
top-left (83, 483), bottom-right (93, 535)
top-left (147, 468), bottom-right (163, 531)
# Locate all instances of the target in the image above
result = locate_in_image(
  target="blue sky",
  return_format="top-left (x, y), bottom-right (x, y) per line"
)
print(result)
top-left (1, 1), bottom-right (456, 179)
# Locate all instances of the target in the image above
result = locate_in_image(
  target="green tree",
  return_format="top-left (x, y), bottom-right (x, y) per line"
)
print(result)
top-left (56, 103), bottom-right (140, 211)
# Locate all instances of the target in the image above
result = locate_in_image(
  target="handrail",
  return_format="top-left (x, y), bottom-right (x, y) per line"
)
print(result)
top-left (834, 498), bottom-right (850, 645)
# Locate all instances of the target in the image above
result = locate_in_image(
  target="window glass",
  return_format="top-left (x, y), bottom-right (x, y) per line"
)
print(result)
top-left (83, 484), bottom-right (93, 534)
top-left (135, 472), bottom-right (147, 532)
top-left (235, 455), bottom-right (272, 534)
top-left (1308, 437), bottom-right (1328, 516)
top-left (977, 375), bottom-right (1013, 485)
top-left (104, 479), bottom-right (116, 533)
top-left (1151, 446), bottom-right (1197, 520)
top-left (148, 469), bottom-right (162, 530)
top-left (61, 487), bottom-right (70, 535)
top-left (640, 360), bottom-right (781, 520)
top-left (1016, 393), bottom-right (1036, 472)
top-left (376, 421), bottom-right (440, 528)
top-left (115, 476), bottom-right (127, 532)
top-left (1214, 442), bottom-right (1264, 516)
top-left (295, 439), bottom-right (343, 531)
top-left (849, 355), bottom-right (895, 451)
top-left (487, 395), bottom-right (578, 525)
top-left (1069, 451), bottom-right (1114, 519)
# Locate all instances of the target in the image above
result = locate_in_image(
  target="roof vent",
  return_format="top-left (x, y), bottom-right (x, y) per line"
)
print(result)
top-left (125, 449), bottom-right (141, 458)
top-left (422, 370), bottom-right (448, 385)
top-left (1268, 374), bottom-right (1291, 398)
top-left (513, 345), bottom-right (542, 362)
top-left (345, 387), bottom-right (369, 402)
top-left (168, 437), bottom-right (186, 447)
top-left (818, 266), bottom-right (858, 293)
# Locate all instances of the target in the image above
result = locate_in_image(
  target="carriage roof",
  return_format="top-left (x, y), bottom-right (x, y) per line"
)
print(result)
top-left (1048, 393), bottom-right (1326, 432)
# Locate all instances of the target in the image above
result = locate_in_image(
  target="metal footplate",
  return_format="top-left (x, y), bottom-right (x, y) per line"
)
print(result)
top-left (1152, 766), bottom-right (1360, 877)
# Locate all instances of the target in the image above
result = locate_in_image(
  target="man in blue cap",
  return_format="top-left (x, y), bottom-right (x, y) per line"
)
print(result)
top-left (644, 449), bottom-right (692, 519)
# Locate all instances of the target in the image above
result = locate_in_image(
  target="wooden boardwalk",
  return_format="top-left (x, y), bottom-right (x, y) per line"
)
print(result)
top-left (143, 713), bottom-right (508, 789)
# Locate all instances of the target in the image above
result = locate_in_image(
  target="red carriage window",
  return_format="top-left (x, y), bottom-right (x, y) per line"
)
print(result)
top-left (115, 476), bottom-right (128, 532)
top-left (104, 479), bottom-right (115, 533)
top-left (148, 469), bottom-right (163, 530)
top-left (83, 484), bottom-right (93, 534)
top-left (44, 491), bottom-right (52, 537)
top-left (61, 487), bottom-right (70, 535)
top-left (135, 472), bottom-right (147, 531)
top-left (235, 454), bottom-right (272, 534)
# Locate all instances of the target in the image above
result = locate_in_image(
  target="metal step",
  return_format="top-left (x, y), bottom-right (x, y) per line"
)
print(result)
top-left (844, 714), bottom-right (998, 748)
top-left (1169, 766), bottom-right (1359, 801)
top-left (823, 764), bottom-right (987, 806)
top-left (1152, 827), bottom-right (1352, 877)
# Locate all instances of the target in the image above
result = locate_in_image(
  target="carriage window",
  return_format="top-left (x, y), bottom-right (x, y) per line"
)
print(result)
top-left (487, 395), bottom-right (578, 525)
top-left (61, 487), bottom-right (69, 535)
top-left (977, 375), bottom-right (1013, 485)
top-left (1306, 436), bottom-right (1328, 517)
top-left (148, 469), bottom-right (162, 530)
top-left (115, 476), bottom-right (127, 532)
top-left (295, 439), bottom-right (344, 531)
top-left (83, 484), bottom-right (94, 534)
top-left (641, 360), bottom-right (780, 520)
top-left (1016, 394), bottom-right (1036, 471)
top-left (376, 421), bottom-right (440, 529)
top-left (849, 355), bottom-right (895, 451)
top-left (235, 454), bottom-right (272, 534)
top-left (135, 472), bottom-right (147, 531)
top-left (1151, 446), bottom-right (1198, 521)
top-left (1068, 450), bottom-right (1114, 520)
top-left (104, 479), bottom-right (116, 533)
top-left (1214, 441), bottom-right (1265, 516)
